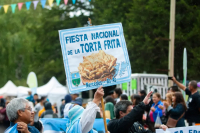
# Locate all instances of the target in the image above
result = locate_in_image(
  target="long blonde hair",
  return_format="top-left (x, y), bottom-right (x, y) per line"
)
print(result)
top-left (166, 93), bottom-right (172, 104)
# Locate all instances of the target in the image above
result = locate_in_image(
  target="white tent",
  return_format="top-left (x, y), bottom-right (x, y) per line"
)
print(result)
top-left (37, 77), bottom-right (65, 96)
top-left (17, 86), bottom-right (31, 98)
top-left (37, 77), bottom-right (68, 116)
top-left (0, 80), bottom-right (17, 96)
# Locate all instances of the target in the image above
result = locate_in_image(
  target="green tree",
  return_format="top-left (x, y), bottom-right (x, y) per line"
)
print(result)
top-left (32, 1), bottom-right (92, 85)
top-left (0, 0), bottom-right (43, 87)
top-left (127, 0), bottom-right (200, 80)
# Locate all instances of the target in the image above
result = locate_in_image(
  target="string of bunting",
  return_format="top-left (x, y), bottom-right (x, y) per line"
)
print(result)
top-left (0, 0), bottom-right (88, 14)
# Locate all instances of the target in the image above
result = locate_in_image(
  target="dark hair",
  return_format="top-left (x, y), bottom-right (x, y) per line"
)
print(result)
top-left (171, 86), bottom-right (180, 92)
top-left (40, 96), bottom-right (46, 101)
top-left (131, 94), bottom-right (141, 105)
top-left (120, 94), bottom-right (128, 100)
top-left (190, 80), bottom-right (197, 89)
top-left (153, 93), bottom-right (161, 99)
top-left (34, 121), bottom-right (43, 132)
top-left (108, 90), bottom-right (114, 95)
top-left (34, 93), bottom-right (38, 96)
top-left (105, 96), bottom-right (115, 105)
top-left (115, 100), bottom-right (132, 119)
top-left (139, 90), bottom-right (146, 96)
top-left (173, 92), bottom-right (187, 111)
top-left (114, 88), bottom-right (122, 97)
top-left (36, 99), bottom-right (40, 103)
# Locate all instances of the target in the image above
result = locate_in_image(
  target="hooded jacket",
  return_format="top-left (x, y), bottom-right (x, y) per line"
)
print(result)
top-left (41, 102), bottom-right (58, 118)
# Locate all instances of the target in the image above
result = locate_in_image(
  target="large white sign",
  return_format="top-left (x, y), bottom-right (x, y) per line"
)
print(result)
top-left (156, 126), bottom-right (200, 133)
top-left (59, 23), bottom-right (131, 93)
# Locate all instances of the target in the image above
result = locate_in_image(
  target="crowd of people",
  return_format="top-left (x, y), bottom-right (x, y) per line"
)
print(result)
top-left (0, 77), bottom-right (200, 133)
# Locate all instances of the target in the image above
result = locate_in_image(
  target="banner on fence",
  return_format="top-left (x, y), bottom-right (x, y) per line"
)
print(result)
top-left (156, 126), bottom-right (200, 133)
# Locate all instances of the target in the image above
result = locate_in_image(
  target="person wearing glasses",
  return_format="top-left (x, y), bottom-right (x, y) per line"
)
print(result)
top-left (5, 98), bottom-right (40, 133)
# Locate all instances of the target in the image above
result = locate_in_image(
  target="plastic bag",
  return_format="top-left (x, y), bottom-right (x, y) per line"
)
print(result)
top-left (154, 113), bottom-right (162, 128)
top-left (4, 123), bottom-right (18, 133)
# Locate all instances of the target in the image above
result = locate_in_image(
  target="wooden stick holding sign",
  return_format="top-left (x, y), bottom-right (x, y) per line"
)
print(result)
top-left (101, 98), bottom-right (108, 133)
top-left (87, 19), bottom-right (108, 133)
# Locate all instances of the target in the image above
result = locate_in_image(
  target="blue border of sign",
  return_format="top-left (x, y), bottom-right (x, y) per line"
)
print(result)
top-left (59, 23), bottom-right (131, 93)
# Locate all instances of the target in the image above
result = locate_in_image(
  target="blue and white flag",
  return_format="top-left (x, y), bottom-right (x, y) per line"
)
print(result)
top-left (41, 118), bottom-right (110, 133)
top-left (40, 118), bottom-right (69, 133)
top-left (4, 124), bottom-right (18, 133)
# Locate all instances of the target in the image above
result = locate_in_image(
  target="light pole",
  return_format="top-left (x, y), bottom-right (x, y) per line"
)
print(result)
top-left (168, 0), bottom-right (176, 87)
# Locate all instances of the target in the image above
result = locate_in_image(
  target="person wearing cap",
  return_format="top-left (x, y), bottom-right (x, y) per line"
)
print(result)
top-left (66, 86), bottom-right (104, 133)
top-left (65, 94), bottom-right (72, 104)
top-left (71, 93), bottom-right (83, 106)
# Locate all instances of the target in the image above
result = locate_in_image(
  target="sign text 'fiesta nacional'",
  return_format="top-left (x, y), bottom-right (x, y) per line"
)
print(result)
top-left (59, 23), bottom-right (131, 93)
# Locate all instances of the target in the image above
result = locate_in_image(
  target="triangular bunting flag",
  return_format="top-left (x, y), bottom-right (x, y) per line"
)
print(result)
top-left (41, 0), bottom-right (47, 8)
top-left (11, 4), bottom-right (17, 13)
top-left (48, 0), bottom-right (54, 7)
top-left (33, 1), bottom-right (39, 10)
top-left (56, 0), bottom-right (61, 6)
top-left (18, 3), bottom-right (24, 11)
top-left (3, 5), bottom-right (9, 13)
top-left (72, 0), bottom-right (76, 4)
top-left (64, 0), bottom-right (68, 5)
top-left (26, 1), bottom-right (32, 10)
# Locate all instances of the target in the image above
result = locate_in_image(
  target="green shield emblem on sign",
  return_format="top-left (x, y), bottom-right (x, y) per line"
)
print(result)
top-left (71, 72), bottom-right (81, 86)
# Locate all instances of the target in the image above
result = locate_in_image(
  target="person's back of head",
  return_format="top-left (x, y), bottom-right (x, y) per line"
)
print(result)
top-left (40, 96), bottom-right (46, 104)
top-left (65, 94), bottom-right (72, 104)
top-left (35, 99), bottom-right (40, 105)
top-left (171, 86), bottom-right (181, 92)
top-left (130, 95), bottom-right (141, 105)
top-left (105, 96), bottom-right (115, 105)
top-left (114, 100), bottom-right (132, 119)
top-left (120, 94), bottom-right (128, 101)
top-left (44, 102), bottom-right (52, 110)
top-left (139, 90), bottom-right (146, 96)
top-left (114, 88), bottom-right (122, 98)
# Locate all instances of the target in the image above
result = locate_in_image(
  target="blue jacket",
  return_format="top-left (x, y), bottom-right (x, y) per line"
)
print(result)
top-left (151, 100), bottom-right (164, 121)
top-left (169, 103), bottom-right (185, 127)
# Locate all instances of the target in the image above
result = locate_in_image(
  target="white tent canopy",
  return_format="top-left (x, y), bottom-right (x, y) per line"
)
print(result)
top-left (37, 77), bottom-right (66, 96)
top-left (0, 80), bottom-right (17, 96)
top-left (37, 77), bottom-right (68, 116)
top-left (17, 86), bottom-right (31, 98)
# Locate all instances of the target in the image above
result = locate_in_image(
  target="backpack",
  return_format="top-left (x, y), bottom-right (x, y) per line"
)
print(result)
top-left (129, 122), bottom-right (152, 133)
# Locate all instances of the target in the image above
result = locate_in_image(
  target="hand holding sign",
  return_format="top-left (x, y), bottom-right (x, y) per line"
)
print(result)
top-left (93, 86), bottom-right (104, 105)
